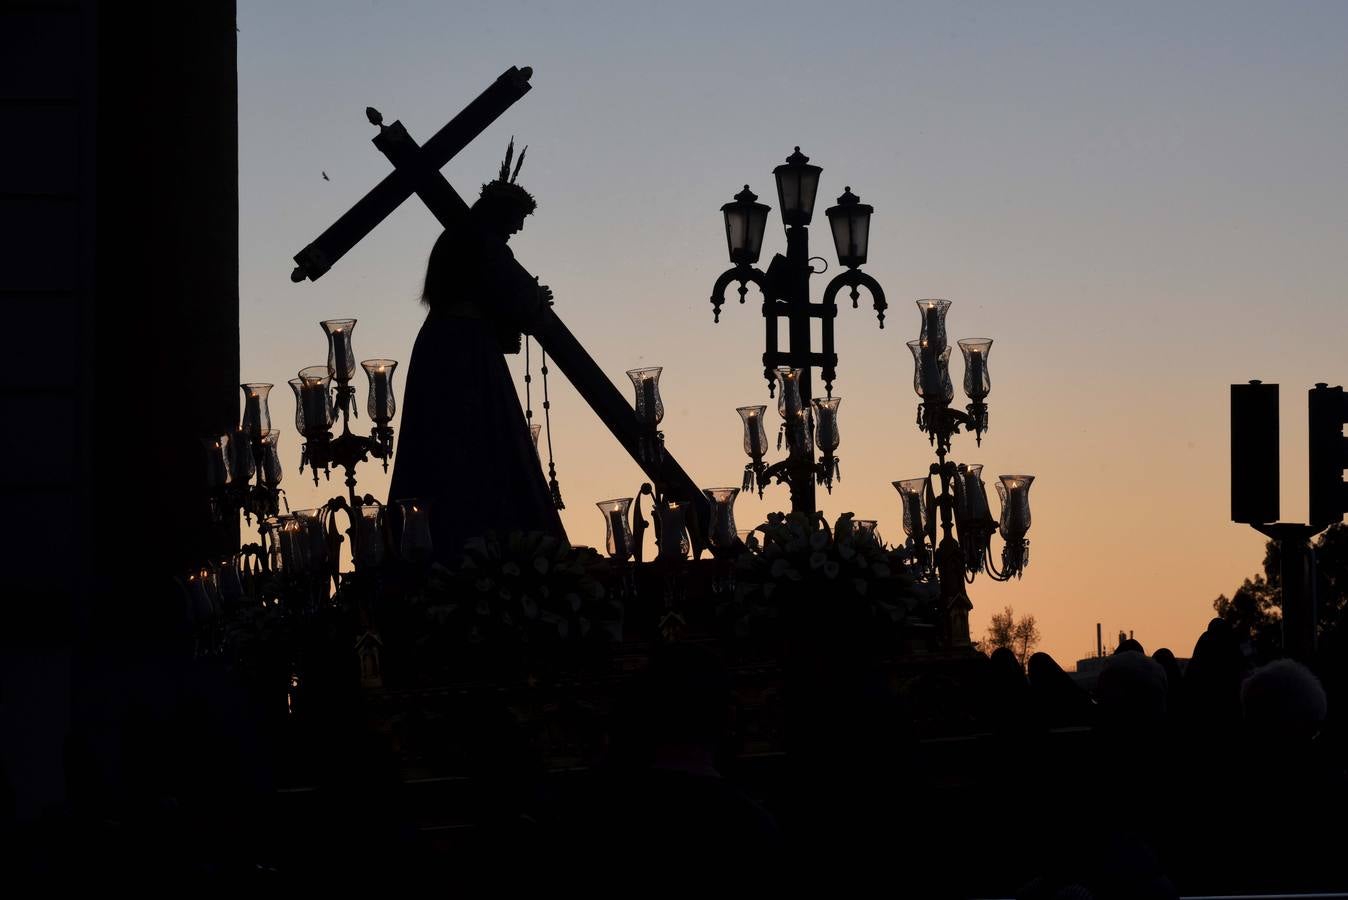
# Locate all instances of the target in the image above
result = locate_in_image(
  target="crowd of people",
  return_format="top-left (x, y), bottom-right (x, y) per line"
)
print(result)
top-left (998, 621), bottom-right (1345, 897)
top-left (5, 617), bottom-right (1344, 894)
top-left (454, 618), bottom-right (1347, 895)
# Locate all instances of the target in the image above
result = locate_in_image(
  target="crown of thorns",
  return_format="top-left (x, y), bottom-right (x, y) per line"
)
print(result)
top-left (479, 136), bottom-right (536, 213)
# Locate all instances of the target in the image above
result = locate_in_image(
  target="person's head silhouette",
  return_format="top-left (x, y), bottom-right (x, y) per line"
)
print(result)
top-left (473, 137), bottom-right (535, 239)
top-left (420, 138), bottom-right (540, 311)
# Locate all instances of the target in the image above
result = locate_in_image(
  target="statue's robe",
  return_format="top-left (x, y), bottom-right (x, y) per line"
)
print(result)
top-left (388, 223), bottom-right (566, 563)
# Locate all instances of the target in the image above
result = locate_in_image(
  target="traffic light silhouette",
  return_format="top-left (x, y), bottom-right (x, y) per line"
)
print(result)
top-left (1308, 383), bottom-right (1346, 528)
top-left (1231, 380), bottom-right (1279, 525)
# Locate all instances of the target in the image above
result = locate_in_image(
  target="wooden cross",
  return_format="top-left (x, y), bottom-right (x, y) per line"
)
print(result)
top-left (289, 66), bottom-right (711, 539)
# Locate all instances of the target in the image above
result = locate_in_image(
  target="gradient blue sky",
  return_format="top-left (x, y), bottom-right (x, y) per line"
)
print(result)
top-left (238, 1), bottom-right (1348, 665)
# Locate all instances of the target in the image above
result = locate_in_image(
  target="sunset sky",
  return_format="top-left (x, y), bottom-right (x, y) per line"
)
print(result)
top-left (237, 0), bottom-right (1347, 666)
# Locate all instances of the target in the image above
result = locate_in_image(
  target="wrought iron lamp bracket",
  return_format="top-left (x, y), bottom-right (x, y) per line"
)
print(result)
top-left (710, 264), bottom-right (768, 323)
top-left (822, 266), bottom-right (887, 329)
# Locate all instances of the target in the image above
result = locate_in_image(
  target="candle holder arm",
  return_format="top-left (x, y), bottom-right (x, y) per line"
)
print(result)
top-left (760, 457), bottom-right (795, 488)
top-left (982, 528), bottom-right (1014, 582)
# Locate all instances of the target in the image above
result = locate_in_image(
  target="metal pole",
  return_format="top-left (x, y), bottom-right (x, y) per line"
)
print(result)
top-left (1255, 522), bottom-right (1320, 662)
top-left (1280, 533), bottom-right (1315, 662)
top-left (785, 224), bottom-right (816, 515)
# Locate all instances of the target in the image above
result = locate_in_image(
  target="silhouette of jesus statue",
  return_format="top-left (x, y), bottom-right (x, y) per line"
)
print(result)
top-left (388, 140), bottom-right (567, 563)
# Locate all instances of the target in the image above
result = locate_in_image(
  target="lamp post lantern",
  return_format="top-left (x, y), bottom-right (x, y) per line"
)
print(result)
top-left (711, 148), bottom-right (887, 514)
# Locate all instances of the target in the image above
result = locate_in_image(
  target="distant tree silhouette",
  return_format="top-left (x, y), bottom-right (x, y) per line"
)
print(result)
top-left (1013, 615), bottom-right (1042, 669)
top-left (1214, 522), bottom-right (1346, 656)
top-left (1312, 522), bottom-right (1348, 639)
top-left (1212, 572), bottom-right (1282, 658)
top-left (980, 605), bottom-right (1041, 669)
top-left (981, 605), bottom-right (1014, 653)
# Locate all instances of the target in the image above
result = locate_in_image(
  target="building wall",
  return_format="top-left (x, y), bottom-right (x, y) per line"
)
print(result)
top-left (0, 0), bottom-right (239, 821)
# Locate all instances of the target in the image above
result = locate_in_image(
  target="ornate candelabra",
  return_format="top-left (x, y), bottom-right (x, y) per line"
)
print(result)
top-left (203, 382), bottom-right (289, 569)
top-left (285, 319), bottom-right (402, 586)
top-left (294, 319), bottom-right (398, 508)
top-left (619, 364), bottom-right (714, 559)
top-left (600, 364), bottom-right (753, 628)
top-left (710, 149), bottom-right (886, 512)
top-left (894, 298), bottom-right (1035, 647)
top-left (203, 317), bottom-right (400, 582)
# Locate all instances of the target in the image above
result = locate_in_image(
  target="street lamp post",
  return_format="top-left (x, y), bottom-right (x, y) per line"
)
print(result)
top-left (711, 148), bottom-right (887, 514)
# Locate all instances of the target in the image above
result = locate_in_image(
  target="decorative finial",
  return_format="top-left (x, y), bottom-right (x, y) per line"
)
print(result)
top-left (835, 186), bottom-right (861, 206)
top-left (365, 107), bottom-right (383, 127)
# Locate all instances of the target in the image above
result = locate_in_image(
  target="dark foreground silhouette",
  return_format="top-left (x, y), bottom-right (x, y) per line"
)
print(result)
top-left (8, 617), bottom-right (1345, 895)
